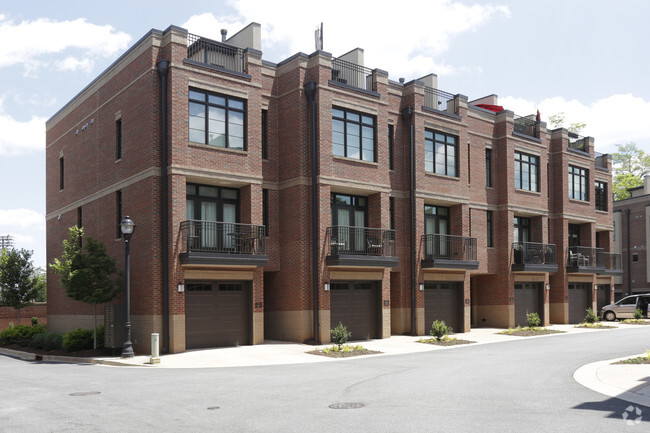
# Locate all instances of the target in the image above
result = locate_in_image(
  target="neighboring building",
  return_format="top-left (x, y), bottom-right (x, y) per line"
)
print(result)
top-left (45, 23), bottom-right (620, 354)
top-left (0, 235), bottom-right (14, 250)
top-left (613, 175), bottom-right (650, 301)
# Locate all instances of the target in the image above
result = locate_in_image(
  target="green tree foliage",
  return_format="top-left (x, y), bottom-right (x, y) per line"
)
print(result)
top-left (50, 226), bottom-right (122, 349)
top-left (548, 112), bottom-right (586, 134)
top-left (0, 248), bottom-right (41, 324)
top-left (612, 143), bottom-right (650, 200)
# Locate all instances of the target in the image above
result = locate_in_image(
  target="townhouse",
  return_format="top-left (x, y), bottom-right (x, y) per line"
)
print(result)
top-left (45, 23), bottom-right (620, 353)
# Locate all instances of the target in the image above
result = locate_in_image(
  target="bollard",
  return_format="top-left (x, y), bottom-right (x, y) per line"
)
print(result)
top-left (150, 333), bottom-right (160, 365)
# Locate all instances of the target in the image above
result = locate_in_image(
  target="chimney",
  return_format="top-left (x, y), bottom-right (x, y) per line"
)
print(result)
top-left (221, 29), bottom-right (227, 42)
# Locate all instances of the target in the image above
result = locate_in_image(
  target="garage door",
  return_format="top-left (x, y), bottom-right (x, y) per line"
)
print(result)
top-left (185, 281), bottom-right (250, 349)
top-left (424, 283), bottom-right (460, 333)
top-left (330, 282), bottom-right (378, 340)
top-left (569, 283), bottom-right (590, 323)
top-left (515, 283), bottom-right (540, 327)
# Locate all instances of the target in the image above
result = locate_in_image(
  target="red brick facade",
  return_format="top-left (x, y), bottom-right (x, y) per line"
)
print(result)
top-left (0, 304), bottom-right (47, 330)
top-left (45, 24), bottom-right (617, 353)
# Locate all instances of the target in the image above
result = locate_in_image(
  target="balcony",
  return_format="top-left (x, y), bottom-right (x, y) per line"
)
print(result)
top-left (513, 114), bottom-right (538, 139)
top-left (179, 220), bottom-right (268, 266)
top-left (421, 234), bottom-right (478, 270)
top-left (566, 246), bottom-right (604, 274)
top-left (325, 226), bottom-right (397, 267)
top-left (595, 152), bottom-right (609, 170)
top-left (511, 242), bottom-right (558, 272)
top-left (423, 87), bottom-right (455, 114)
top-left (568, 132), bottom-right (588, 153)
top-left (596, 251), bottom-right (623, 275)
top-left (331, 58), bottom-right (375, 92)
top-left (186, 33), bottom-right (245, 74)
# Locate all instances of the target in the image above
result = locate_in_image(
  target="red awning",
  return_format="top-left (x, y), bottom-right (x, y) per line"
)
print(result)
top-left (475, 104), bottom-right (504, 113)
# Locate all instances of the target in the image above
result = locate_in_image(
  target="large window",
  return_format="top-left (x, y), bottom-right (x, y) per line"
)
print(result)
top-left (116, 190), bottom-right (122, 239)
top-left (332, 107), bottom-right (375, 161)
top-left (569, 165), bottom-right (588, 201)
top-left (116, 118), bottom-right (122, 160)
top-left (388, 124), bottom-right (394, 170)
top-left (261, 109), bottom-right (268, 159)
top-left (487, 210), bottom-right (493, 247)
top-left (485, 148), bottom-right (492, 187)
top-left (595, 181), bottom-right (607, 211)
top-left (186, 184), bottom-right (240, 250)
top-left (59, 157), bottom-right (64, 190)
top-left (425, 130), bottom-right (457, 177)
top-left (513, 216), bottom-right (530, 243)
top-left (189, 89), bottom-right (246, 150)
top-left (514, 151), bottom-right (539, 192)
top-left (425, 205), bottom-right (450, 257)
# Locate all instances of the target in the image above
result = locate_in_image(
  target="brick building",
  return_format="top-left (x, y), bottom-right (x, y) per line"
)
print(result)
top-left (613, 176), bottom-right (650, 300)
top-left (45, 23), bottom-right (620, 354)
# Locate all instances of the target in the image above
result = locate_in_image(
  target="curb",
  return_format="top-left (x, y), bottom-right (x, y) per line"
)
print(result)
top-left (0, 347), bottom-right (153, 367)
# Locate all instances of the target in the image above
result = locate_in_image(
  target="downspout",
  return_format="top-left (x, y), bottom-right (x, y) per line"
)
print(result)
top-left (157, 59), bottom-right (170, 353)
top-left (304, 82), bottom-right (320, 344)
top-left (625, 208), bottom-right (631, 296)
top-left (401, 106), bottom-right (416, 335)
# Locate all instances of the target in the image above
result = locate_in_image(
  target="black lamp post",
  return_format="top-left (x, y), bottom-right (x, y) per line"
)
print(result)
top-left (120, 216), bottom-right (136, 358)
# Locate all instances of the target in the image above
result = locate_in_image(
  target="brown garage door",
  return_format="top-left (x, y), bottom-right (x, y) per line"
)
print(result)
top-left (185, 281), bottom-right (250, 349)
top-left (515, 283), bottom-right (541, 327)
top-left (569, 283), bottom-right (590, 323)
top-left (424, 283), bottom-right (460, 333)
top-left (330, 282), bottom-right (378, 340)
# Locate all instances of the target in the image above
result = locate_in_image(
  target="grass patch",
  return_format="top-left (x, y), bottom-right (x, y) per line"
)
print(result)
top-left (417, 335), bottom-right (475, 346)
top-left (307, 344), bottom-right (381, 358)
top-left (620, 319), bottom-right (650, 325)
top-left (574, 322), bottom-right (617, 329)
top-left (498, 326), bottom-right (566, 337)
top-left (613, 351), bottom-right (650, 365)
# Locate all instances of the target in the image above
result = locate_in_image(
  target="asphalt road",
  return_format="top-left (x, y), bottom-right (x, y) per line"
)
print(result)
top-left (1, 326), bottom-right (649, 432)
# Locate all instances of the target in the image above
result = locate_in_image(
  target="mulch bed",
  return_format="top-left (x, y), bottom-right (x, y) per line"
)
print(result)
top-left (574, 324), bottom-right (617, 329)
top-left (499, 329), bottom-right (566, 337)
top-left (613, 357), bottom-right (650, 365)
top-left (0, 343), bottom-right (113, 358)
top-left (307, 348), bottom-right (381, 358)
top-left (619, 320), bottom-right (650, 325)
top-left (418, 338), bottom-right (475, 346)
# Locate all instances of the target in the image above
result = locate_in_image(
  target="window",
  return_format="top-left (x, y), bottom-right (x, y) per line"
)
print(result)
top-left (425, 205), bottom-right (450, 257)
top-left (59, 157), bottom-right (64, 190)
top-left (187, 283), bottom-right (211, 291)
top-left (331, 193), bottom-right (367, 227)
top-left (513, 216), bottom-right (530, 243)
top-left (425, 130), bottom-right (457, 177)
top-left (487, 210), bottom-right (493, 247)
top-left (595, 181), bottom-right (607, 211)
top-left (569, 165), bottom-right (588, 201)
top-left (389, 197), bottom-right (395, 230)
top-left (568, 224), bottom-right (580, 247)
top-left (514, 151), bottom-right (539, 192)
top-left (189, 89), bottom-right (246, 150)
top-left (116, 118), bottom-right (122, 160)
top-left (262, 188), bottom-right (269, 236)
top-left (332, 107), bottom-right (375, 161)
top-left (633, 253), bottom-right (639, 262)
top-left (116, 190), bottom-right (122, 239)
top-left (186, 184), bottom-right (240, 251)
top-left (388, 124), bottom-right (394, 170)
top-left (261, 109), bottom-right (268, 159)
top-left (485, 148), bottom-right (492, 187)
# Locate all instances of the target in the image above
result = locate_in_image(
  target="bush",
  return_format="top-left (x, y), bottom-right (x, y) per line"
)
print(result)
top-left (526, 312), bottom-right (541, 328)
top-left (0, 326), bottom-right (23, 345)
top-left (330, 322), bottom-right (352, 349)
top-left (62, 328), bottom-right (94, 352)
top-left (584, 308), bottom-right (598, 324)
top-left (430, 320), bottom-right (452, 341)
top-left (634, 308), bottom-right (644, 320)
top-left (30, 332), bottom-right (63, 351)
top-left (0, 323), bottom-right (46, 345)
top-left (31, 317), bottom-right (39, 326)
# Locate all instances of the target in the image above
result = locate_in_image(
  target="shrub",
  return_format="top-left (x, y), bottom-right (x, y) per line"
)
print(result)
top-left (62, 328), bottom-right (94, 352)
top-left (430, 320), bottom-right (452, 341)
top-left (634, 308), bottom-right (644, 320)
top-left (584, 308), bottom-right (598, 324)
top-left (330, 322), bottom-right (352, 349)
top-left (31, 317), bottom-right (39, 326)
top-left (526, 312), bottom-right (541, 328)
top-left (30, 332), bottom-right (63, 351)
top-left (0, 326), bottom-right (22, 345)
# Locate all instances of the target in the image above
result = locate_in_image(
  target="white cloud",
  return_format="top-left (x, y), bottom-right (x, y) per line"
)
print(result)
top-left (499, 94), bottom-right (650, 154)
top-left (183, 0), bottom-right (509, 81)
top-left (55, 56), bottom-right (94, 73)
top-left (0, 110), bottom-right (45, 156)
top-left (0, 15), bottom-right (131, 73)
top-left (0, 208), bottom-right (46, 267)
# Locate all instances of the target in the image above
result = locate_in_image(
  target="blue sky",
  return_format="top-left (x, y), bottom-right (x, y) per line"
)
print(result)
top-left (1, 0), bottom-right (649, 268)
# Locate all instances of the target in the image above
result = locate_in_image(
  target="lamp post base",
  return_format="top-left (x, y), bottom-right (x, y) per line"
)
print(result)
top-left (121, 341), bottom-right (134, 358)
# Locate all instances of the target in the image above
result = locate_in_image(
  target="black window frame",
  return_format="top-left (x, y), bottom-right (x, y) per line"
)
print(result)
top-left (568, 223), bottom-right (581, 247)
top-left (569, 165), bottom-right (589, 201)
top-left (487, 210), bottom-right (493, 247)
top-left (514, 216), bottom-right (531, 243)
top-left (186, 183), bottom-right (240, 223)
top-left (330, 193), bottom-right (368, 227)
top-left (389, 196), bottom-right (395, 230)
top-left (388, 124), bottom-right (394, 170)
top-left (424, 129), bottom-right (458, 177)
top-left (116, 190), bottom-right (122, 239)
top-left (514, 151), bottom-right (539, 192)
top-left (116, 118), bottom-right (122, 160)
top-left (262, 188), bottom-right (269, 236)
top-left (188, 88), bottom-right (247, 150)
top-left (485, 148), bottom-right (492, 187)
top-left (261, 109), bottom-right (268, 160)
top-left (59, 157), bottom-right (64, 190)
top-left (595, 180), bottom-right (607, 211)
top-left (331, 107), bottom-right (376, 162)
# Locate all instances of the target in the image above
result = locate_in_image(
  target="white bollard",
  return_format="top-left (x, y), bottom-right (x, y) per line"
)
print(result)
top-left (150, 333), bottom-right (160, 365)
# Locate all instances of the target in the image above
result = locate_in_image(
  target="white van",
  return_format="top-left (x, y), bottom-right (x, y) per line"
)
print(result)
top-left (600, 293), bottom-right (650, 321)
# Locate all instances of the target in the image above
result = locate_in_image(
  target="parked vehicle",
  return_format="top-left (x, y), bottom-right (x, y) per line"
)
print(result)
top-left (600, 294), bottom-right (650, 321)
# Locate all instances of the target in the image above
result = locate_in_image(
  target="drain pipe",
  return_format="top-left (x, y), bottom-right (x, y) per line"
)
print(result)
top-left (401, 106), bottom-right (416, 335)
top-left (157, 59), bottom-right (170, 353)
top-left (625, 208), bottom-right (631, 296)
top-left (304, 82), bottom-right (320, 344)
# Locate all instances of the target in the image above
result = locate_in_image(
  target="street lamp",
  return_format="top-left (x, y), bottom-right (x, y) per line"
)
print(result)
top-left (120, 215), bottom-right (136, 358)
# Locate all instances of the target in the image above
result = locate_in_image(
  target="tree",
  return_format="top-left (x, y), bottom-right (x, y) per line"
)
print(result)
top-left (612, 143), bottom-right (650, 200)
top-left (548, 112), bottom-right (586, 134)
top-left (0, 248), bottom-right (41, 324)
top-left (50, 226), bottom-right (122, 349)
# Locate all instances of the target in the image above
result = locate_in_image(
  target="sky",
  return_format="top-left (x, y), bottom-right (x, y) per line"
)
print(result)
top-left (0, 0), bottom-right (649, 268)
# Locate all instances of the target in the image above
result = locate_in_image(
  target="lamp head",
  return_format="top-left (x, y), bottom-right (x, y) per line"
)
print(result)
top-left (120, 216), bottom-right (136, 241)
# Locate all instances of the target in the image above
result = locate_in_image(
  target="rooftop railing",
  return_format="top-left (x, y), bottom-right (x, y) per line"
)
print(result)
top-left (422, 234), bottom-right (477, 262)
top-left (326, 226), bottom-right (395, 257)
top-left (568, 131), bottom-right (588, 152)
top-left (513, 114), bottom-right (538, 138)
top-left (595, 152), bottom-right (609, 169)
top-left (331, 58), bottom-right (375, 91)
top-left (423, 87), bottom-right (455, 113)
top-left (187, 33), bottom-right (245, 74)
top-left (180, 220), bottom-right (265, 255)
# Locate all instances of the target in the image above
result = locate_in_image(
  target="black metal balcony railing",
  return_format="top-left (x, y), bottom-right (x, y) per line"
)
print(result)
top-left (597, 251), bottom-right (622, 272)
top-left (422, 234), bottom-right (477, 262)
top-left (331, 58), bottom-right (374, 91)
top-left (180, 220), bottom-right (265, 255)
top-left (512, 242), bottom-right (556, 265)
top-left (187, 33), bottom-right (245, 74)
top-left (513, 114), bottom-right (537, 138)
top-left (424, 87), bottom-right (455, 113)
top-left (326, 226), bottom-right (395, 257)
top-left (568, 131), bottom-right (587, 152)
top-left (567, 246), bottom-right (602, 268)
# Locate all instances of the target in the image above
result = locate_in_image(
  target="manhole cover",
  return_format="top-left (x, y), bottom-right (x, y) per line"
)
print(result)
top-left (207, 407), bottom-right (220, 410)
top-left (69, 391), bottom-right (101, 397)
top-left (328, 402), bottom-right (365, 409)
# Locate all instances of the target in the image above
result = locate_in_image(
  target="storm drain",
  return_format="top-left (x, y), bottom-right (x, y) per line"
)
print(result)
top-left (69, 391), bottom-right (101, 397)
top-left (329, 402), bottom-right (365, 409)
top-left (207, 407), bottom-right (220, 410)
